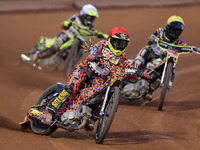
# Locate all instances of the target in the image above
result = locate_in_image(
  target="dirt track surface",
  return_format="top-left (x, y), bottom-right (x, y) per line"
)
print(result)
top-left (1, 5), bottom-right (200, 150)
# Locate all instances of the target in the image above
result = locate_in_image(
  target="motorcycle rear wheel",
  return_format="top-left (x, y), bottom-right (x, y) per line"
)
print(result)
top-left (30, 85), bottom-right (58, 135)
top-left (95, 86), bottom-right (120, 144)
top-left (158, 62), bottom-right (173, 111)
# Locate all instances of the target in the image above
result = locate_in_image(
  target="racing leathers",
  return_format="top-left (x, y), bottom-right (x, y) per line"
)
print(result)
top-left (34, 14), bottom-right (108, 60)
top-left (131, 28), bottom-right (187, 99)
top-left (44, 40), bottom-right (150, 119)
top-left (132, 28), bottom-right (186, 69)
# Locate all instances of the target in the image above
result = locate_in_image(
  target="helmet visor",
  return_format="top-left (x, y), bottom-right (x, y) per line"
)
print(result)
top-left (170, 21), bottom-right (184, 30)
top-left (169, 28), bottom-right (182, 36)
top-left (111, 38), bottom-right (129, 51)
top-left (86, 15), bottom-right (96, 22)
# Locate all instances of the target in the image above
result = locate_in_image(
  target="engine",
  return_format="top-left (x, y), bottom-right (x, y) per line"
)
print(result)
top-left (61, 105), bottom-right (92, 126)
top-left (122, 79), bottom-right (149, 99)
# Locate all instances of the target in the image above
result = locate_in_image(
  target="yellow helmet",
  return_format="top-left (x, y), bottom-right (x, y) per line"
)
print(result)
top-left (108, 26), bottom-right (130, 56)
top-left (163, 15), bottom-right (184, 42)
top-left (167, 15), bottom-right (184, 26)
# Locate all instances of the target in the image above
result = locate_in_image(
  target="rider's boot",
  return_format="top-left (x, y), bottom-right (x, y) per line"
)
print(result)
top-left (37, 46), bottom-right (56, 59)
top-left (145, 89), bottom-right (153, 100)
top-left (85, 119), bottom-right (95, 131)
top-left (145, 78), bottom-right (161, 101)
top-left (27, 107), bottom-right (55, 125)
top-left (28, 88), bottom-right (71, 125)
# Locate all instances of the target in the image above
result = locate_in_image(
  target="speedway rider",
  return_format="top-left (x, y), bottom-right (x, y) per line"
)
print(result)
top-left (27, 26), bottom-right (150, 130)
top-left (126, 15), bottom-right (200, 101)
top-left (27, 4), bottom-right (108, 62)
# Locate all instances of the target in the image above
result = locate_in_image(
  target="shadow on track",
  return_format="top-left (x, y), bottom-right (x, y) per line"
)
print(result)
top-left (102, 130), bottom-right (185, 145)
top-left (49, 129), bottom-right (185, 145)
top-left (50, 130), bottom-right (94, 140)
top-left (119, 97), bottom-right (200, 112)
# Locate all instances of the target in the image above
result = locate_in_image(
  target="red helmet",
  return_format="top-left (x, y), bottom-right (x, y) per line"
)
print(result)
top-left (108, 26), bottom-right (130, 56)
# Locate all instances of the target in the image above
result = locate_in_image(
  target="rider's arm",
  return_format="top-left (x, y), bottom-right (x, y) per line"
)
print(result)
top-left (60, 15), bottom-right (76, 30)
top-left (176, 39), bottom-right (188, 45)
top-left (146, 35), bottom-right (157, 45)
top-left (176, 39), bottom-right (198, 53)
top-left (86, 40), bottom-right (106, 61)
top-left (146, 28), bottom-right (162, 45)
top-left (89, 27), bottom-right (108, 39)
top-left (61, 21), bottom-right (72, 30)
top-left (125, 67), bottom-right (150, 80)
top-left (119, 55), bottom-right (150, 79)
top-left (96, 32), bottom-right (108, 39)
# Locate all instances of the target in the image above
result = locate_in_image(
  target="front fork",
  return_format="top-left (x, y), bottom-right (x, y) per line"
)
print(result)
top-left (160, 60), bottom-right (176, 89)
top-left (169, 63), bottom-right (176, 87)
top-left (100, 86), bottom-right (110, 116)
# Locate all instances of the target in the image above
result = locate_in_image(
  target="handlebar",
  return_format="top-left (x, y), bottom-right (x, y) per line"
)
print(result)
top-left (157, 39), bottom-right (196, 54)
top-left (192, 47), bottom-right (200, 54)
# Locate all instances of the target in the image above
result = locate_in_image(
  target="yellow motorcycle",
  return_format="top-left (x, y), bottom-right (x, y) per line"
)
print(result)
top-left (121, 40), bottom-right (200, 111)
top-left (20, 21), bottom-right (108, 76)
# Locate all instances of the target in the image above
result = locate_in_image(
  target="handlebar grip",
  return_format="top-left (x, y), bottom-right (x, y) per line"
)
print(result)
top-left (136, 69), bottom-right (151, 80)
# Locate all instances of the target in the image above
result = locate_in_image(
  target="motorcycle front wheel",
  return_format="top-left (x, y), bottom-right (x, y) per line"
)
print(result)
top-left (95, 86), bottom-right (120, 144)
top-left (158, 62), bottom-right (173, 111)
top-left (30, 85), bottom-right (58, 135)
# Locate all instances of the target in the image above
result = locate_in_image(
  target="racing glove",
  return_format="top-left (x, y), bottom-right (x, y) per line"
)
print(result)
top-left (60, 21), bottom-right (71, 30)
top-left (125, 68), bottom-right (150, 79)
top-left (146, 36), bottom-right (157, 45)
top-left (160, 49), bottom-right (167, 57)
top-left (96, 32), bottom-right (108, 39)
top-left (136, 69), bottom-right (150, 79)
top-left (86, 54), bottom-right (96, 62)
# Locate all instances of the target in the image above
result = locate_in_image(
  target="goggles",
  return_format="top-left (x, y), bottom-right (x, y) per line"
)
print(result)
top-left (169, 28), bottom-right (182, 36)
top-left (111, 38), bottom-right (129, 51)
top-left (85, 15), bottom-right (96, 22)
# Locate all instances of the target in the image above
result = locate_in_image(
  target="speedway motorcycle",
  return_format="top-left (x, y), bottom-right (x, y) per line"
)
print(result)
top-left (20, 21), bottom-right (107, 77)
top-left (20, 57), bottom-right (131, 144)
top-left (121, 39), bottom-right (200, 111)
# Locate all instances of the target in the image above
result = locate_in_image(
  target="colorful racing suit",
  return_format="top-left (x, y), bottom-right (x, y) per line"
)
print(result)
top-left (132, 28), bottom-right (186, 69)
top-left (36, 15), bottom-right (107, 59)
top-left (130, 28), bottom-right (187, 94)
top-left (47, 40), bottom-right (149, 115)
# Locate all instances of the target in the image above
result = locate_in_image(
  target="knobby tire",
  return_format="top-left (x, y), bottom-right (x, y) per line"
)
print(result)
top-left (158, 62), bottom-right (173, 111)
top-left (95, 86), bottom-right (120, 144)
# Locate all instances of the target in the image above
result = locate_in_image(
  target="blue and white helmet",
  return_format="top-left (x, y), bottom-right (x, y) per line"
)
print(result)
top-left (80, 4), bottom-right (99, 25)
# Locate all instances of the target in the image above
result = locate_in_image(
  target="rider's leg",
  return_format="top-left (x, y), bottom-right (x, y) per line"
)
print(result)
top-left (27, 85), bottom-right (72, 125)
top-left (31, 31), bottom-right (69, 62)
top-left (145, 78), bottom-right (160, 100)
top-left (127, 47), bottom-right (152, 99)
top-left (28, 63), bottom-right (86, 125)
top-left (81, 76), bottom-right (109, 131)
top-left (133, 46), bottom-right (160, 101)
